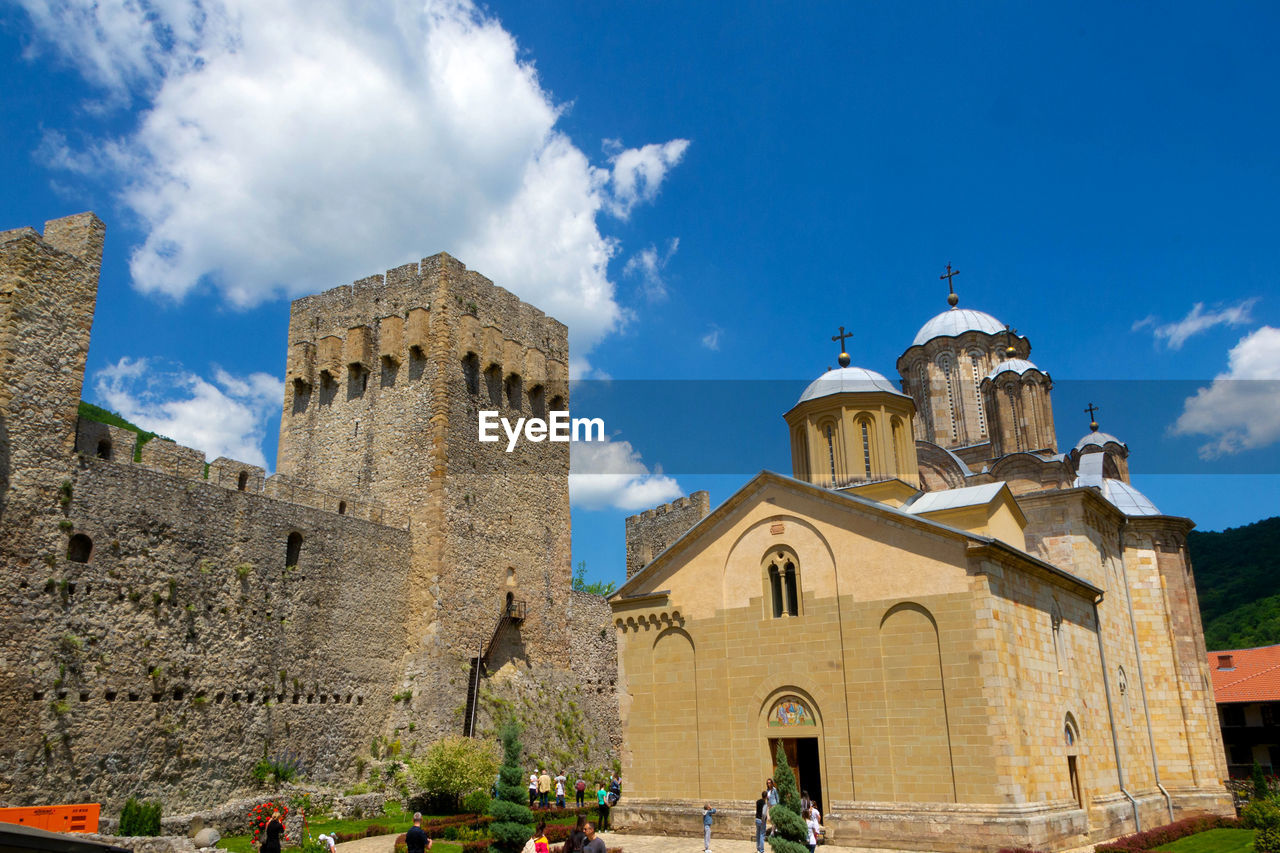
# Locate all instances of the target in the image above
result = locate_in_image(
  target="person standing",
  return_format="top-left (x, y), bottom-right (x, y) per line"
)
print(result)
top-left (754, 791), bottom-right (767, 853)
top-left (538, 768), bottom-right (552, 809)
top-left (528, 770), bottom-right (538, 808)
top-left (260, 810), bottom-right (284, 853)
top-left (804, 807), bottom-right (824, 853)
top-left (405, 812), bottom-right (433, 853)
top-left (596, 782), bottom-right (610, 831)
top-left (532, 822), bottom-right (550, 853)
top-left (574, 773), bottom-right (587, 808)
top-left (702, 804), bottom-right (717, 853)
top-left (554, 771), bottom-right (567, 808)
top-left (582, 822), bottom-right (606, 853)
top-left (564, 816), bottom-right (587, 853)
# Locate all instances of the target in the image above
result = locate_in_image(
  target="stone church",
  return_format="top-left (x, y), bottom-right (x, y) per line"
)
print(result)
top-left (611, 280), bottom-right (1232, 851)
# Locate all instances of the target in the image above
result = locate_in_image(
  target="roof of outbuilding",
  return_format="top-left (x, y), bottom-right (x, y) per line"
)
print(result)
top-left (912, 307), bottom-right (1006, 346)
top-left (1210, 644), bottom-right (1280, 703)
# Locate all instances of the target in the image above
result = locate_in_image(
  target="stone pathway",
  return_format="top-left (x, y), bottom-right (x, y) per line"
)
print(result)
top-left (334, 829), bottom-right (1101, 853)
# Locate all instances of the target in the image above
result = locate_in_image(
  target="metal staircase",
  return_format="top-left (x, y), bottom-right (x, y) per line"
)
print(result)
top-left (463, 597), bottom-right (526, 737)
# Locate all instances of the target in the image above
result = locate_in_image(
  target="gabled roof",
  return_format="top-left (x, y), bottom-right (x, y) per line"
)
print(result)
top-left (611, 469), bottom-right (1098, 602)
top-left (1210, 644), bottom-right (1280, 704)
top-left (903, 482), bottom-right (1006, 513)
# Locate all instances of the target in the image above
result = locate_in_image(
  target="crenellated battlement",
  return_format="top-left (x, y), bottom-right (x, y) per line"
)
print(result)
top-left (624, 491), bottom-right (710, 580)
top-left (74, 419), bottom-right (402, 526)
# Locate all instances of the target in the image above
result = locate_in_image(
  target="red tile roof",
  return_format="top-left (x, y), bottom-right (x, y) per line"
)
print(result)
top-left (1210, 644), bottom-right (1280, 703)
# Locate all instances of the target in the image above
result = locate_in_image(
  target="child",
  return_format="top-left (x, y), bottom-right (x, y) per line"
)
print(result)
top-left (702, 804), bottom-right (717, 853)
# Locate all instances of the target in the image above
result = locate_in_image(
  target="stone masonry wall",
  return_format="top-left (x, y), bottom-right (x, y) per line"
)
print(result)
top-left (624, 491), bottom-right (709, 580)
top-left (0, 452), bottom-right (411, 812)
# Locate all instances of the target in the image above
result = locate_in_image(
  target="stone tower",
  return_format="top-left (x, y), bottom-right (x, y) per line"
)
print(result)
top-left (275, 253), bottom-right (573, 735)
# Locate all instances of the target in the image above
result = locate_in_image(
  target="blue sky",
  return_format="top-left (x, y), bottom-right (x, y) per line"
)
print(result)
top-left (3, 1), bottom-right (1279, 591)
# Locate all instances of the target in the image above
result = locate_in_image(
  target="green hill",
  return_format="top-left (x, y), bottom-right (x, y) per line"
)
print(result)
top-left (1188, 516), bottom-right (1280, 650)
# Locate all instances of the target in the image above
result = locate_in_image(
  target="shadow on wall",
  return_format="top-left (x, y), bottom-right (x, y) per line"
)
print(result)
top-left (0, 413), bottom-right (8, 519)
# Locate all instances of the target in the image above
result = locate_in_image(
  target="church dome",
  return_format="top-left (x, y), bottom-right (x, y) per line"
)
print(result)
top-left (912, 307), bottom-right (1006, 347)
top-left (986, 358), bottom-right (1041, 381)
top-left (1073, 477), bottom-right (1160, 517)
top-left (798, 366), bottom-right (906, 404)
top-left (1074, 430), bottom-right (1127, 452)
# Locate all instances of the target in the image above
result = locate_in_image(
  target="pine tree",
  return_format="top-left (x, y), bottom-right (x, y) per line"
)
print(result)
top-left (488, 721), bottom-right (535, 853)
top-left (1255, 760), bottom-right (1271, 800)
top-left (767, 743), bottom-right (809, 853)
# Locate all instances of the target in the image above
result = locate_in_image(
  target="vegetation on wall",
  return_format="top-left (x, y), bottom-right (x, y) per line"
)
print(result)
top-left (77, 401), bottom-right (167, 460)
top-left (1189, 516), bottom-right (1280, 649)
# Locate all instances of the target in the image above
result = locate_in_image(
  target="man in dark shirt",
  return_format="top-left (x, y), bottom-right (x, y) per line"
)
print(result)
top-left (582, 822), bottom-right (606, 853)
top-left (755, 791), bottom-right (767, 853)
top-left (405, 812), bottom-right (432, 853)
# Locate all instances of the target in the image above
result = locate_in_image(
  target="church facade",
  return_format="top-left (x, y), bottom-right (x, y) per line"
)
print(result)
top-left (609, 283), bottom-right (1231, 852)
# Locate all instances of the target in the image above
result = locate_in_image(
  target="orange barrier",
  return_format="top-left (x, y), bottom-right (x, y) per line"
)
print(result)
top-left (0, 803), bottom-right (100, 833)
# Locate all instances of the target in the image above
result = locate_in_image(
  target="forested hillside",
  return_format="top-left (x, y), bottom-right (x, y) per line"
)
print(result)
top-left (1188, 516), bottom-right (1280, 651)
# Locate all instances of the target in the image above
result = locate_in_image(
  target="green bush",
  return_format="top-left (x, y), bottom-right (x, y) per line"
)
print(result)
top-left (461, 790), bottom-right (492, 815)
top-left (1258, 825), bottom-right (1280, 853)
top-left (767, 743), bottom-right (809, 853)
top-left (407, 736), bottom-right (498, 808)
top-left (1243, 796), bottom-right (1280, 829)
top-left (119, 797), bottom-right (162, 836)
top-left (488, 721), bottom-right (533, 853)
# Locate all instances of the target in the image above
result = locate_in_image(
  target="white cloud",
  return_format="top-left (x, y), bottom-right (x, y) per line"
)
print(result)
top-left (605, 139), bottom-right (690, 219)
top-left (93, 357), bottom-right (283, 469)
top-left (18, 0), bottom-right (689, 363)
top-left (622, 237), bottom-right (678, 302)
top-left (1135, 298), bottom-right (1259, 349)
top-left (569, 436), bottom-right (683, 511)
top-left (1172, 326), bottom-right (1280, 458)
top-left (700, 323), bottom-right (722, 351)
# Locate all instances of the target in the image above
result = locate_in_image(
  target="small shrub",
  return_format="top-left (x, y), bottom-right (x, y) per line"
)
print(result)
top-left (119, 798), bottom-right (162, 836)
top-left (59, 480), bottom-right (73, 508)
top-left (1095, 814), bottom-right (1240, 852)
top-left (1260, 825), bottom-right (1280, 853)
top-left (235, 563), bottom-right (253, 580)
top-left (58, 520), bottom-right (74, 532)
top-left (462, 790), bottom-right (493, 815)
top-left (51, 700), bottom-right (70, 716)
top-left (1242, 796), bottom-right (1280, 829)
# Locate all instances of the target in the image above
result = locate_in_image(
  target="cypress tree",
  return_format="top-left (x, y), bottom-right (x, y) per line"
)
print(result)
top-left (767, 743), bottom-right (809, 853)
top-left (488, 721), bottom-right (535, 853)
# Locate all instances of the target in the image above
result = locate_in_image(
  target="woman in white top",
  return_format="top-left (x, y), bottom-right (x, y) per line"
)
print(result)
top-left (804, 807), bottom-right (823, 853)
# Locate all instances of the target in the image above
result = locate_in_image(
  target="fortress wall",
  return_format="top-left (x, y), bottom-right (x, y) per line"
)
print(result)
top-left (624, 491), bottom-right (710, 580)
top-left (0, 453), bottom-right (411, 812)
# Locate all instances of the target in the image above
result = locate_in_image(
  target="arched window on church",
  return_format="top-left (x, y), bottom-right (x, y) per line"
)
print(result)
top-left (891, 417), bottom-right (903, 473)
top-left (859, 418), bottom-right (873, 479)
top-left (1051, 598), bottom-right (1066, 676)
top-left (969, 351), bottom-right (987, 437)
top-left (764, 550), bottom-right (800, 618)
top-left (824, 424), bottom-right (837, 487)
top-left (1064, 713), bottom-right (1083, 807)
top-left (1007, 386), bottom-right (1023, 451)
top-left (937, 355), bottom-right (959, 441)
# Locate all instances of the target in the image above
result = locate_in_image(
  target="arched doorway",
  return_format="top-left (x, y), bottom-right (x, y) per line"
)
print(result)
top-left (762, 692), bottom-right (824, 815)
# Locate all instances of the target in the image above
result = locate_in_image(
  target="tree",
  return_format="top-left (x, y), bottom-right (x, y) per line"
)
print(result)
top-left (1256, 760), bottom-right (1271, 800)
top-left (767, 743), bottom-right (809, 853)
top-left (572, 561), bottom-right (617, 597)
top-left (488, 721), bottom-right (534, 853)
top-left (407, 736), bottom-right (499, 808)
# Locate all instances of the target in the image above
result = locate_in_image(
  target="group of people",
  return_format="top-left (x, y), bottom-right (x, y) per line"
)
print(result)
top-left (527, 769), bottom-right (621, 831)
top-left (522, 817), bottom-right (608, 853)
top-left (701, 777), bottom-right (825, 853)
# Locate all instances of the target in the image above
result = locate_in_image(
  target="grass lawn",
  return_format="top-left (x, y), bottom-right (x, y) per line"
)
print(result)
top-left (1153, 828), bottom-right (1255, 853)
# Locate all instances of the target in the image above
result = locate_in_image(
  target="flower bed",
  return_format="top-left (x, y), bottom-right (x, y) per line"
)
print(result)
top-left (1095, 815), bottom-right (1241, 852)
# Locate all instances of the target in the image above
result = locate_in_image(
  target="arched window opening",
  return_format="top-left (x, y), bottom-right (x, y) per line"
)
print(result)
top-left (1064, 713), bottom-right (1083, 807)
top-left (768, 565), bottom-right (783, 618)
top-left (969, 352), bottom-right (987, 437)
top-left (891, 417), bottom-right (904, 473)
top-left (462, 352), bottom-right (480, 394)
top-left (286, 532), bottom-right (303, 568)
top-left (338, 501), bottom-right (347, 515)
top-left (824, 424), bottom-right (837, 486)
top-left (67, 534), bottom-right (92, 563)
top-left (550, 395), bottom-right (566, 413)
top-left (348, 364), bottom-right (368, 397)
top-left (528, 384), bottom-right (546, 419)
top-left (96, 440), bottom-right (112, 460)
top-left (291, 378), bottom-right (312, 414)
top-left (783, 561), bottom-right (799, 616)
top-left (408, 345), bottom-right (427, 381)
top-left (505, 374), bottom-right (523, 410)
top-left (237, 471), bottom-right (249, 491)
top-left (484, 364), bottom-right (503, 406)
top-left (1007, 386), bottom-right (1024, 451)
top-left (860, 419), bottom-right (873, 479)
top-left (938, 355), bottom-right (959, 440)
top-left (1051, 599), bottom-right (1066, 676)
